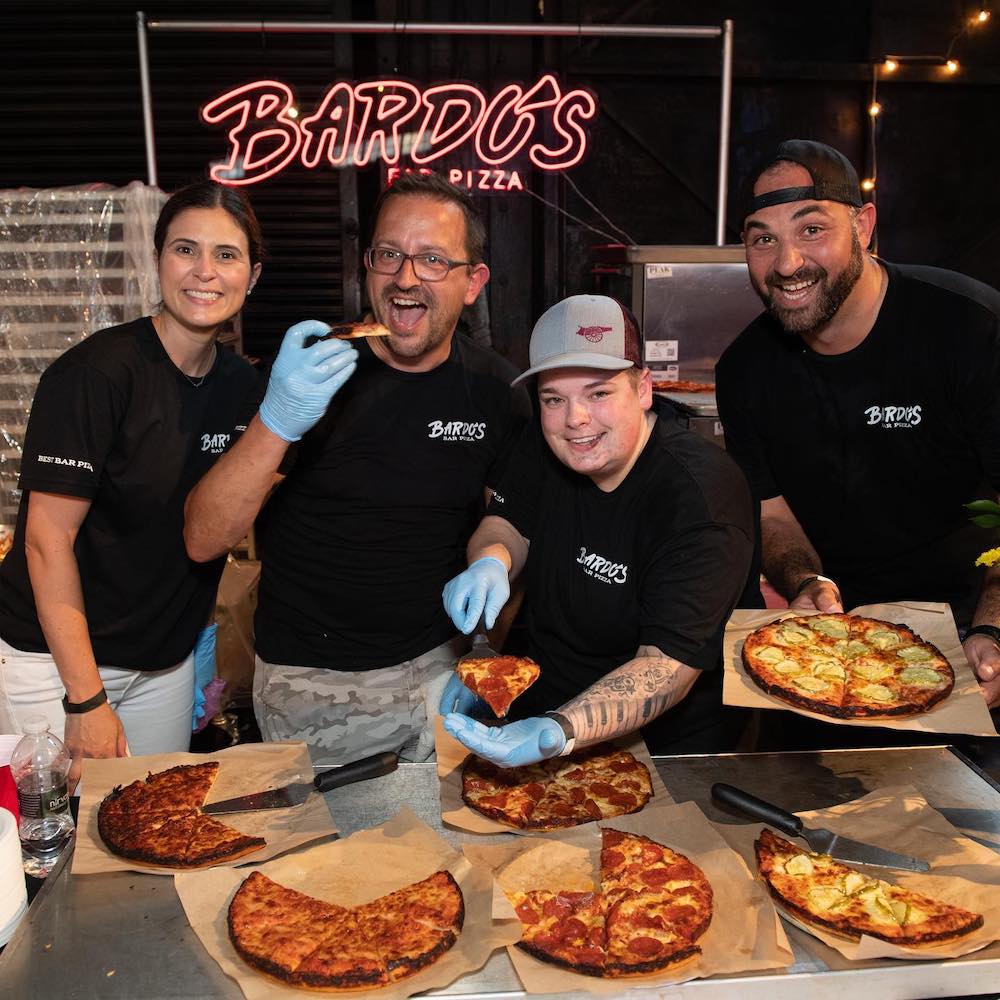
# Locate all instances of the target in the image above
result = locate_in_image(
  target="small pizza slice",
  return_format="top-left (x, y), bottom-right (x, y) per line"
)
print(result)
top-left (328, 320), bottom-right (392, 339)
top-left (456, 655), bottom-right (540, 718)
top-left (355, 870), bottom-right (464, 982)
top-left (182, 815), bottom-right (266, 867)
top-left (145, 761), bottom-right (220, 809)
top-left (756, 829), bottom-right (983, 946)
top-left (604, 891), bottom-right (701, 977)
top-left (291, 907), bottom-right (387, 989)
top-left (508, 889), bottom-right (607, 977)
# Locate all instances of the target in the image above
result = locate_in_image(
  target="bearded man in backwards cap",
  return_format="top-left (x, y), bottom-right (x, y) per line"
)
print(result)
top-left (715, 139), bottom-right (1000, 728)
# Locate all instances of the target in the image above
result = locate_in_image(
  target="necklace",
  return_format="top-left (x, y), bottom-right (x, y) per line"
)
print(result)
top-left (182, 371), bottom-right (207, 388)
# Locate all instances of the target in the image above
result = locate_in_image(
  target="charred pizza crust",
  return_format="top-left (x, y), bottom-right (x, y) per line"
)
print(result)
top-left (462, 744), bottom-right (653, 830)
top-left (228, 869), bottom-right (464, 990)
top-left (456, 654), bottom-right (540, 718)
top-left (755, 829), bottom-right (983, 946)
top-left (507, 828), bottom-right (712, 979)
top-left (97, 762), bottom-right (265, 868)
top-left (742, 613), bottom-right (954, 719)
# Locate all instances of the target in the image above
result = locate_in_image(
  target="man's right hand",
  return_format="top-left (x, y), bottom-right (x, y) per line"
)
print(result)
top-left (63, 702), bottom-right (128, 792)
top-left (258, 320), bottom-right (359, 442)
top-left (790, 577), bottom-right (844, 612)
top-left (442, 556), bottom-right (510, 634)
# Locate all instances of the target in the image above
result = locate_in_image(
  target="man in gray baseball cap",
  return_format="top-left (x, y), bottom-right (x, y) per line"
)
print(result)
top-left (717, 138), bottom-right (1000, 735)
top-left (437, 294), bottom-right (760, 766)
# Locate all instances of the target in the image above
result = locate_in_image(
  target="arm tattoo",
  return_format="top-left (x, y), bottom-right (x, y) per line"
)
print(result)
top-left (557, 645), bottom-right (700, 750)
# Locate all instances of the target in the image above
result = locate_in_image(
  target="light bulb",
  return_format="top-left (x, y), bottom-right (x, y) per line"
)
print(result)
top-left (868, 102), bottom-right (882, 117)
top-left (946, 59), bottom-right (960, 73)
top-left (287, 106), bottom-right (300, 119)
top-left (861, 178), bottom-right (876, 192)
top-left (883, 58), bottom-right (898, 72)
top-left (976, 9), bottom-right (990, 24)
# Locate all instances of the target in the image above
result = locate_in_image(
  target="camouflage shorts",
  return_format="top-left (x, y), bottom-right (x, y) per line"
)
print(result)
top-left (252, 635), bottom-right (469, 764)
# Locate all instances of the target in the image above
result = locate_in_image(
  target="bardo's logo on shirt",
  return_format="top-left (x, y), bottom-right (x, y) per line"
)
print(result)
top-left (577, 546), bottom-right (628, 584)
top-left (201, 432), bottom-right (231, 454)
top-left (864, 404), bottom-right (922, 429)
top-left (36, 453), bottom-right (94, 472)
top-left (427, 419), bottom-right (486, 442)
top-left (576, 325), bottom-right (613, 343)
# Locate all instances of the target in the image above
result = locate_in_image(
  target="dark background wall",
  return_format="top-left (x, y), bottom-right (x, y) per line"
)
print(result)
top-left (3, 1), bottom-right (998, 366)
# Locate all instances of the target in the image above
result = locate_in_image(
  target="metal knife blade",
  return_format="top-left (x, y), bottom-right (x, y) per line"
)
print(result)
top-left (711, 782), bottom-right (930, 872)
top-left (202, 751), bottom-right (398, 815)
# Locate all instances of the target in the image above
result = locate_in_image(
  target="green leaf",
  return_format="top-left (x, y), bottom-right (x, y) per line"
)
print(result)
top-left (970, 514), bottom-right (1000, 529)
top-left (965, 500), bottom-right (1000, 515)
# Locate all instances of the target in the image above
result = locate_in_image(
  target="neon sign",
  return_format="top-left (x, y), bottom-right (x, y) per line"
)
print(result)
top-left (201, 75), bottom-right (597, 187)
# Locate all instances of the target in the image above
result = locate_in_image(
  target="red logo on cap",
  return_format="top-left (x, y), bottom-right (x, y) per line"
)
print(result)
top-left (576, 325), bottom-right (613, 343)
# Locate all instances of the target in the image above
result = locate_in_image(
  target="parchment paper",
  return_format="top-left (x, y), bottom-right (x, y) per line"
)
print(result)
top-left (722, 603), bottom-right (997, 736)
top-left (175, 806), bottom-right (521, 1000)
top-left (435, 717), bottom-right (675, 835)
top-left (465, 800), bottom-right (792, 993)
top-left (715, 783), bottom-right (1000, 961)
top-left (73, 742), bottom-right (336, 875)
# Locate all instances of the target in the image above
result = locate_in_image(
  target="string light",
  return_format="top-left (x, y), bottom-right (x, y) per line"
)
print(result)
top-left (868, 101), bottom-right (882, 117)
top-left (945, 58), bottom-right (960, 72)
top-left (883, 58), bottom-right (898, 73)
top-left (861, 178), bottom-right (876, 192)
top-left (975, 9), bottom-right (991, 24)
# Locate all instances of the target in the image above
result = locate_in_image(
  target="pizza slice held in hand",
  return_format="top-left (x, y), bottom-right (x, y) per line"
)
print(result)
top-left (456, 655), bottom-right (541, 718)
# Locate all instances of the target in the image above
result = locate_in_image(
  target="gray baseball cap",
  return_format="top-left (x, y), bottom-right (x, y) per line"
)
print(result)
top-left (511, 294), bottom-right (642, 386)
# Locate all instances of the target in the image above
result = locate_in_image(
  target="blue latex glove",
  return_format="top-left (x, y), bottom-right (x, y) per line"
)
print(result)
top-left (443, 714), bottom-right (566, 768)
top-left (438, 672), bottom-right (489, 717)
top-left (258, 320), bottom-right (358, 442)
top-left (192, 623), bottom-right (218, 731)
top-left (442, 556), bottom-right (509, 634)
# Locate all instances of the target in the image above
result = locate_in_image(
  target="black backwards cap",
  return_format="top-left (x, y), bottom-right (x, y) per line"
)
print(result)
top-left (744, 139), bottom-right (863, 224)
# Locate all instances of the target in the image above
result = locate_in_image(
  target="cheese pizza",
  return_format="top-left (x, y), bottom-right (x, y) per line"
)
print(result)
top-left (755, 829), bottom-right (983, 946)
top-left (742, 613), bottom-right (954, 718)
top-left (456, 655), bottom-right (540, 717)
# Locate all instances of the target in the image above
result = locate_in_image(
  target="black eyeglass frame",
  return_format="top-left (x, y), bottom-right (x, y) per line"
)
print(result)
top-left (363, 246), bottom-right (477, 282)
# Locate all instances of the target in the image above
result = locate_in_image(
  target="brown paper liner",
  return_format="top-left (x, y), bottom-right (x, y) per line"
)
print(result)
top-left (73, 742), bottom-right (336, 875)
top-left (175, 806), bottom-right (522, 999)
top-left (715, 783), bottom-right (1000, 960)
top-left (435, 717), bottom-right (676, 836)
top-left (722, 602), bottom-right (997, 735)
top-left (466, 800), bottom-right (793, 993)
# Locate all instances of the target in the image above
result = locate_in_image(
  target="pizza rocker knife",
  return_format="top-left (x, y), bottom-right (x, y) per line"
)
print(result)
top-left (202, 751), bottom-right (399, 815)
top-left (711, 783), bottom-right (930, 872)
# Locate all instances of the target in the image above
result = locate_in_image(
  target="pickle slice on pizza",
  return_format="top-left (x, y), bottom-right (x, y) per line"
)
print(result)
top-left (456, 654), bottom-right (541, 718)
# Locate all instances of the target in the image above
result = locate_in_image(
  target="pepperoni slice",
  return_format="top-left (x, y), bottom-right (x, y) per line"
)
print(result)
top-left (568, 785), bottom-right (585, 804)
top-left (640, 868), bottom-right (673, 887)
top-left (610, 758), bottom-right (640, 773)
top-left (523, 782), bottom-right (546, 801)
top-left (587, 924), bottom-right (607, 948)
top-left (602, 848), bottom-right (625, 870)
top-left (563, 768), bottom-right (586, 780)
top-left (493, 660), bottom-right (518, 676)
top-left (584, 798), bottom-right (604, 819)
top-left (532, 932), bottom-right (562, 952)
top-left (571, 946), bottom-right (606, 966)
top-left (640, 844), bottom-right (665, 863)
top-left (588, 781), bottom-right (617, 798)
top-left (663, 904), bottom-right (696, 922)
top-left (541, 896), bottom-right (573, 919)
top-left (630, 910), bottom-right (666, 930)
top-left (478, 793), bottom-right (508, 808)
top-left (549, 802), bottom-right (577, 817)
top-left (608, 792), bottom-right (638, 808)
top-left (603, 829), bottom-right (626, 847)
top-left (627, 935), bottom-right (664, 957)
top-left (561, 916), bottom-right (588, 940)
top-left (515, 902), bottom-right (541, 923)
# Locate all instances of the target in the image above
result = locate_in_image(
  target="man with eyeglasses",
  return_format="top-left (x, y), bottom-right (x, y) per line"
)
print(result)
top-left (185, 173), bottom-right (528, 763)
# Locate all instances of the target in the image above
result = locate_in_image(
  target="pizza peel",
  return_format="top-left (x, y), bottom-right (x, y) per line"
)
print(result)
top-left (711, 783), bottom-right (930, 872)
top-left (202, 751), bottom-right (398, 815)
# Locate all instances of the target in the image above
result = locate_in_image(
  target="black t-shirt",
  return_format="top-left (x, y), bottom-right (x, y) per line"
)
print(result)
top-left (488, 411), bottom-right (758, 735)
top-left (0, 317), bottom-right (257, 667)
top-left (716, 262), bottom-right (1000, 627)
top-left (253, 335), bottom-right (530, 670)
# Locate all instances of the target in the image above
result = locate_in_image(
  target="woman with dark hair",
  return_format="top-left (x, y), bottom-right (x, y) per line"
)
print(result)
top-left (0, 180), bottom-right (261, 786)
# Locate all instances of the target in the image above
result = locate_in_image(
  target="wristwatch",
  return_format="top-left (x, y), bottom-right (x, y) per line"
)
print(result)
top-left (544, 711), bottom-right (577, 755)
top-left (62, 688), bottom-right (109, 714)
top-left (794, 574), bottom-right (835, 597)
top-left (964, 624), bottom-right (1000, 649)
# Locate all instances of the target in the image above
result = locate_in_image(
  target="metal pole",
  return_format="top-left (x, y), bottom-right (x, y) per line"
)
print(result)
top-left (715, 18), bottom-right (733, 246)
top-left (146, 20), bottom-right (722, 39)
top-left (136, 11), bottom-right (158, 187)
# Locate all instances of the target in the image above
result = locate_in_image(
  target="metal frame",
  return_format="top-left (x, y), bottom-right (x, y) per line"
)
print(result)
top-left (135, 12), bottom-right (735, 244)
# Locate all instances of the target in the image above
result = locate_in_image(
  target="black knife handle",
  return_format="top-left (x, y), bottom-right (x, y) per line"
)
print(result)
top-left (711, 783), bottom-right (802, 837)
top-left (313, 751), bottom-right (399, 793)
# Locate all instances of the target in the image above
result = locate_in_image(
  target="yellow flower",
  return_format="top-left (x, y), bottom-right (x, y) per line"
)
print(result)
top-left (976, 547), bottom-right (1000, 567)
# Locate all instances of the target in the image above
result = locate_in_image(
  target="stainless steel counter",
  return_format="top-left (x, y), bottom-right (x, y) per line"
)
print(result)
top-left (3, 746), bottom-right (999, 999)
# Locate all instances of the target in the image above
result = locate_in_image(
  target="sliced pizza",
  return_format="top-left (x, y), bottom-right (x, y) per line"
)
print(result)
top-left (456, 655), bottom-right (540, 718)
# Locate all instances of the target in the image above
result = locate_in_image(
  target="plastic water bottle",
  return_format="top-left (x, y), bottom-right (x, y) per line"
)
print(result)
top-left (10, 716), bottom-right (75, 877)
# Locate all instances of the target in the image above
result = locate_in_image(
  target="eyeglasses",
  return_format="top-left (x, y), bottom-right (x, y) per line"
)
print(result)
top-left (364, 246), bottom-right (476, 282)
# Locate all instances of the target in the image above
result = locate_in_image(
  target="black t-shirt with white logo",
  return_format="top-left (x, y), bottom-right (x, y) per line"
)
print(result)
top-left (253, 335), bottom-right (529, 670)
top-left (0, 317), bottom-right (257, 667)
top-left (716, 262), bottom-right (1000, 627)
top-left (488, 411), bottom-right (758, 744)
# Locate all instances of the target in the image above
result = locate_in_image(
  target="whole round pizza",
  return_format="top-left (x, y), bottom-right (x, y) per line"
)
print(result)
top-left (742, 613), bottom-right (954, 718)
top-left (462, 744), bottom-right (653, 830)
top-left (506, 828), bottom-right (713, 977)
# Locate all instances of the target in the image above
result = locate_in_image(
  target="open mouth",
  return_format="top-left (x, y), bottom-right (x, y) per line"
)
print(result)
top-left (183, 289), bottom-right (223, 302)
top-left (565, 432), bottom-right (605, 452)
top-left (387, 295), bottom-right (428, 332)
top-left (768, 272), bottom-right (822, 305)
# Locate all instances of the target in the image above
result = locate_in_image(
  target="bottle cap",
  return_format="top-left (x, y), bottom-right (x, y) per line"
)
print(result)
top-left (20, 715), bottom-right (51, 735)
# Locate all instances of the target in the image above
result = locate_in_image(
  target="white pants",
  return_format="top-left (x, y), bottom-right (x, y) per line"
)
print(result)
top-left (0, 636), bottom-right (194, 756)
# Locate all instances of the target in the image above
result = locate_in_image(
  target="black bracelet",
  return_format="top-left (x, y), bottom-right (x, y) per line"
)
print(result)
top-left (965, 624), bottom-right (1000, 648)
top-left (793, 573), bottom-right (835, 597)
top-left (62, 688), bottom-right (109, 714)
top-left (544, 711), bottom-right (577, 754)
